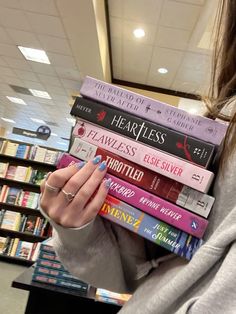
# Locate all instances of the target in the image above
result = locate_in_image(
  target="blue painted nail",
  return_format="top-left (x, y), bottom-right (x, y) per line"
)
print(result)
top-left (77, 161), bottom-right (86, 169)
top-left (105, 178), bottom-right (112, 189)
top-left (99, 160), bottom-right (107, 171)
top-left (92, 155), bottom-right (102, 165)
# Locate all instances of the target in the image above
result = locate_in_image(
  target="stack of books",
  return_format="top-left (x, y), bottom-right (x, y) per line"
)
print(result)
top-left (58, 76), bottom-right (228, 260)
top-left (32, 238), bottom-right (89, 295)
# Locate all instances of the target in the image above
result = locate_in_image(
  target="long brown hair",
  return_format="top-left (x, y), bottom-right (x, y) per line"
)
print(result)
top-left (206, 0), bottom-right (236, 171)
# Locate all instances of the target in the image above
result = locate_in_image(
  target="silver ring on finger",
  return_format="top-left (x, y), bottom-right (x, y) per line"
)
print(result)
top-left (61, 189), bottom-right (75, 202)
top-left (45, 181), bottom-right (61, 193)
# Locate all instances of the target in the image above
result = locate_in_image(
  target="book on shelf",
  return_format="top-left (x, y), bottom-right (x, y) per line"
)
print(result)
top-left (0, 210), bottom-right (21, 231)
top-left (0, 162), bottom-right (9, 178)
top-left (3, 141), bottom-right (19, 157)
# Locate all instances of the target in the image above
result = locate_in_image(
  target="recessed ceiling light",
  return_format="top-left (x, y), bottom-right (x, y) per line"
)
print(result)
top-left (1, 117), bottom-right (15, 123)
top-left (6, 96), bottom-right (27, 105)
top-left (133, 28), bottom-right (145, 38)
top-left (158, 68), bottom-right (168, 74)
top-left (18, 46), bottom-right (50, 64)
top-left (30, 118), bottom-right (46, 124)
top-left (51, 133), bottom-right (58, 137)
top-left (29, 89), bottom-right (51, 99)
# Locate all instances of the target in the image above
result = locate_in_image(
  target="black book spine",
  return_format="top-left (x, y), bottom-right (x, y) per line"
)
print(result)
top-left (71, 97), bottom-right (215, 168)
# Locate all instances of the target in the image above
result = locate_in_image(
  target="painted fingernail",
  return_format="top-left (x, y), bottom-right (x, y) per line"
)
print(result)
top-left (76, 161), bottom-right (86, 169)
top-left (92, 155), bottom-right (102, 165)
top-left (99, 160), bottom-right (107, 171)
top-left (104, 178), bottom-right (112, 189)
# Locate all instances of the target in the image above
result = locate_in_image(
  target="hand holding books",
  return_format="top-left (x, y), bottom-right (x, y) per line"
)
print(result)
top-left (40, 157), bottom-right (110, 228)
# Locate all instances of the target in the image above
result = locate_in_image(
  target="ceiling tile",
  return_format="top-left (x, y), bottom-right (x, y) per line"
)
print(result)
top-left (14, 69), bottom-right (38, 82)
top-left (155, 26), bottom-right (191, 50)
top-left (123, 41), bottom-right (153, 83)
top-left (0, 7), bottom-right (31, 31)
top-left (123, 0), bottom-right (163, 24)
top-left (180, 52), bottom-right (210, 71)
top-left (44, 85), bottom-right (67, 96)
top-left (2, 76), bottom-right (23, 86)
top-left (54, 66), bottom-right (81, 81)
top-left (47, 52), bottom-right (77, 69)
top-left (148, 46), bottom-right (184, 75)
top-left (60, 78), bottom-right (81, 90)
top-left (0, 0), bottom-right (21, 9)
top-left (22, 80), bottom-right (45, 90)
top-left (0, 43), bottom-right (24, 59)
top-left (108, 0), bottom-right (123, 18)
top-left (147, 47), bottom-right (184, 88)
top-left (29, 61), bottom-right (56, 75)
top-left (19, 0), bottom-right (58, 16)
top-left (0, 66), bottom-right (17, 78)
top-left (37, 73), bottom-right (62, 87)
top-left (37, 34), bottom-right (72, 55)
top-left (6, 28), bottom-right (41, 48)
top-left (26, 12), bottom-right (67, 38)
top-left (0, 83), bottom-right (14, 93)
top-left (3, 56), bottom-right (32, 71)
top-left (110, 37), bottom-right (122, 70)
top-left (160, 1), bottom-right (201, 30)
top-left (0, 27), bottom-right (13, 44)
top-left (109, 17), bottom-right (123, 39)
top-left (0, 57), bottom-right (8, 66)
top-left (171, 79), bottom-right (202, 94)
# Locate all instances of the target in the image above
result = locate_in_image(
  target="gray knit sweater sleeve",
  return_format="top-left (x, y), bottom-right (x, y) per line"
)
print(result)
top-left (44, 213), bottom-right (149, 293)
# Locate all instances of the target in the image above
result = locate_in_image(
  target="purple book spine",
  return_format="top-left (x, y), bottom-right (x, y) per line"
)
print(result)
top-left (80, 76), bottom-right (228, 146)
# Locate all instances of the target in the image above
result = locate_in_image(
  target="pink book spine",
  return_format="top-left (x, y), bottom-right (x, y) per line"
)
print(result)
top-left (73, 120), bottom-right (214, 193)
top-left (105, 174), bottom-right (208, 238)
top-left (56, 154), bottom-right (207, 237)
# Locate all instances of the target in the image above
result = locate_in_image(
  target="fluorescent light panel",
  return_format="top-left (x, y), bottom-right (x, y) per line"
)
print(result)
top-left (18, 46), bottom-right (50, 64)
top-left (1, 117), bottom-right (15, 123)
top-left (6, 96), bottom-right (27, 105)
top-left (29, 89), bottom-right (51, 99)
top-left (51, 133), bottom-right (58, 137)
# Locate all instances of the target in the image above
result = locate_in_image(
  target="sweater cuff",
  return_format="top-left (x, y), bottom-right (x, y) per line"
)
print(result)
top-left (40, 206), bottom-right (97, 249)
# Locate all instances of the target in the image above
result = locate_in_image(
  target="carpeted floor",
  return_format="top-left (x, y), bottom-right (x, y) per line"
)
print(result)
top-left (0, 261), bottom-right (29, 314)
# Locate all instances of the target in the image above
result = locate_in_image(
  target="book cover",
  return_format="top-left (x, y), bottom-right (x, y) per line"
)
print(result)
top-left (99, 195), bottom-right (203, 260)
top-left (80, 76), bottom-right (227, 146)
top-left (5, 165), bottom-right (17, 180)
top-left (71, 97), bottom-right (215, 168)
top-left (5, 187), bottom-right (21, 205)
top-left (24, 215), bottom-right (38, 234)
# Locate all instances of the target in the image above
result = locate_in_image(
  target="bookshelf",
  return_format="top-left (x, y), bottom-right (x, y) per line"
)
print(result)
top-left (0, 138), bottom-right (64, 265)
